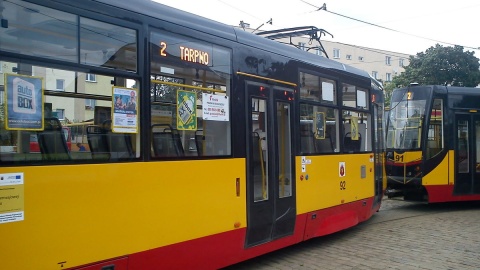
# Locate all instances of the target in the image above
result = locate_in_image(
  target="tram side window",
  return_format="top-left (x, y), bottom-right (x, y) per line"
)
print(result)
top-left (299, 104), bottom-right (339, 154)
top-left (0, 0), bottom-right (137, 72)
top-left (149, 29), bottom-right (232, 158)
top-left (426, 99), bottom-right (444, 159)
top-left (342, 83), bottom-right (369, 109)
top-left (342, 110), bottom-right (372, 153)
top-left (0, 61), bottom-right (140, 163)
top-left (299, 72), bottom-right (337, 104)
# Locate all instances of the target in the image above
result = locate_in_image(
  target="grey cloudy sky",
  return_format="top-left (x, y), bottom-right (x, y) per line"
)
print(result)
top-left (154, 0), bottom-right (480, 56)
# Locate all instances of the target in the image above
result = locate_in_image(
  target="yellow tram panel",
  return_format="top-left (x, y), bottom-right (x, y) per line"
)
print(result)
top-left (0, 159), bottom-right (246, 270)
top-left (393, 150), bottom-right (422, 164)
top-left (296, 153), bottom-right (374, 214)
top-left (449, 150), bottom-right (455, 185)
top-left (423, 150), bottom-right (452, 186)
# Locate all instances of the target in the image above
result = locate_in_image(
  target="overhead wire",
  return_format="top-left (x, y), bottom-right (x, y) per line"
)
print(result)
top-left (299, 0), bottom-right (480, 51)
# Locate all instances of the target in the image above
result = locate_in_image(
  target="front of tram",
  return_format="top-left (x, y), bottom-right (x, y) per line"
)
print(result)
top-left (385, 85), bottom-right (432, 199)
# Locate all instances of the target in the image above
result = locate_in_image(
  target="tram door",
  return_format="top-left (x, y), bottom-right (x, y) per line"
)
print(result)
top-left (454, 113), bottom-right (480, 195)
top-left (245, 82), bottom-right (296, 247)
top-left (372, 102), bottom-right (384, 206)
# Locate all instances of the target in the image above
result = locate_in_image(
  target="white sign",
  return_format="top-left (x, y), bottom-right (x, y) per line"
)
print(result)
top-left (0, 173), bottom-right (24, 224)
top-left (301, 156), bottom-right (311, 165)
top-left (0, 211), bottom-right (24, 224)
top-left (202, 93), bottom-right (229, 121)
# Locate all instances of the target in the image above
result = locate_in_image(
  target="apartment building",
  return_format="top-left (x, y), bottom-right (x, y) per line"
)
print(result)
top-left (315, 40), bottom-right (410, 83)
top-left (250, 26), bottom-right (411, 84)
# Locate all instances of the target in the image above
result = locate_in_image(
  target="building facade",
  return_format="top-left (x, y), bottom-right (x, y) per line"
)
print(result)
top-left (248, 26), bottom-right (411, 84)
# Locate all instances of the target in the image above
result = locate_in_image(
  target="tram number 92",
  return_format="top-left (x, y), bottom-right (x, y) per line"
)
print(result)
top-left (340, 181), bottom-right (346, 190)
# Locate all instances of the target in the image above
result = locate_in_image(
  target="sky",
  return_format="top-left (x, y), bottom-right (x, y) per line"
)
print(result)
top-left (154, 0), bottom-right (480, 56)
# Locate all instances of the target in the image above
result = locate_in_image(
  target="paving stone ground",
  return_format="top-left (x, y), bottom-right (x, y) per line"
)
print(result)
top-left (224, 198), bottom-right (480, 270)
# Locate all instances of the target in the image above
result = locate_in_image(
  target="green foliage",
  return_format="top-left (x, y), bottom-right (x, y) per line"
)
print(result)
top-left (391, 44), bottom-right (480, 88)
top-left (383, 81), bottom-right (396, 108)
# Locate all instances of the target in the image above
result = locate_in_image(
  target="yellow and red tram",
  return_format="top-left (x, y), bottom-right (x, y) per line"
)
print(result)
top-left (0, 0), bottom-right (384, 269)
top-left (386, 85), bottom-right (480, 203)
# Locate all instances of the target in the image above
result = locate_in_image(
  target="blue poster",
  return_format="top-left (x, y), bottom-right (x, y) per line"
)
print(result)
top-left (4, 74), bottom-right (44, 130)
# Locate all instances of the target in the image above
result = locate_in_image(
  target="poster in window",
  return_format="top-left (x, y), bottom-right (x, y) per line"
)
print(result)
top-left (314, 112), bottom-right (325, 139)
top-left (351, 116), bottom-right (359, 140)
top-left (202, 93), bottom-right (229, 121)
top-left (112, 87), bottom-right (138, 133)
top-left (4, 74), bottom-right (44, 130)
top-left (177, 90), bottom-right (197, 130)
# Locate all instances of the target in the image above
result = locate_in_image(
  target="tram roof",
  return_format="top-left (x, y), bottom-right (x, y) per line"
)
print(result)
top-left (445, 85), bottom-right (480, 95)
top-left (93, 0), bottom-right (370, 80)
top-left (401, 85), bottom-right (480, 95)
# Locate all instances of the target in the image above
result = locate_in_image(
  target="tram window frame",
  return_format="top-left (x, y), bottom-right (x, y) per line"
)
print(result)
top-left (341, 83), bottom-right (369, 109)
top-left (426, 98), bottom-right (444, 159)
top-left (149, 28), bottom-right (232, 159)
top-left (342, 110), bottom-right (372, 153)
top-left (299, 72), bottom-right (337, 104)
top-left (0, 0), bottom-right (142, 163)
top-left (299, 103), bottom-right (340, 154)
top-left (0, 0), bottom-right (138, 72)
top-left (298, 71), bottom-right (342, 155)
top-left (0, 61), bottom-right (141, 164)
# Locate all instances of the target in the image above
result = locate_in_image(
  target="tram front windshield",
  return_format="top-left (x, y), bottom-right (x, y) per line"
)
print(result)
top-left (387, 96), bottom-right (426, 150)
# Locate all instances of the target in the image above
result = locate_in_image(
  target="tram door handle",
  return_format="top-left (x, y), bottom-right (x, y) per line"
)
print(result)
top-left (236, 178), bottom-right (240, 197)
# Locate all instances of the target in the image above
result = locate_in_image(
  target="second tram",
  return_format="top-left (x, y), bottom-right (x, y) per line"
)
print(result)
top-left (386, 85), bottom-right (480, 203)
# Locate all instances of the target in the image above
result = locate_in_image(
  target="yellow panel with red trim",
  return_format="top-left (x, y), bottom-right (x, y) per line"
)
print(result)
top-left (392, 150), bottom-right (422, 164)
top-left (0, 158), bottom-right (246, 270)
top-left (423, 150), bottom-right (451, 186)
top-left (449, 150), bottom-right (455, 185)
top-left (296, 153), bottom-right (375, 214)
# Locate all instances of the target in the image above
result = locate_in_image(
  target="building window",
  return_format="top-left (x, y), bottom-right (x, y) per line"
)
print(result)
top-left (333, 49), bottom-right (340, 59)
top-left (358, 56), bottom-right (364, 61)
top-left (399, 58), bottom-right (404, 67)
top-left (316, 47), bottom-right (322, 56)
top-left (298, 42), bottom-right (306, 51)
top-left (55, 109), bottom-right (65, 120)
top-left (386, 73), bottom-right (392, 82)
top-left (372, 71), bottom-right (378, 79)
top-left (56, 79), bottom-right (65, 91)
top-left (385, 56), bottom-right (391, 65)
top-left (85, 99), bottom-right (96, 110)
top-left (86, 73), bottom-right (96, 82)
top-left (346, 55), bottom-right (352, 60)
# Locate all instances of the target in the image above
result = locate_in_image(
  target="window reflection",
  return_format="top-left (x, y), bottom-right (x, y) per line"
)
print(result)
top-left (0, 0), bottom-right (137, 71)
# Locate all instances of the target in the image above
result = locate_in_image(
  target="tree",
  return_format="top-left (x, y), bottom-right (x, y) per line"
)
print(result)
top-left (384, 44), bottom-right (480, 107)
top-left (387, 44), bottom-right (480, 88)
